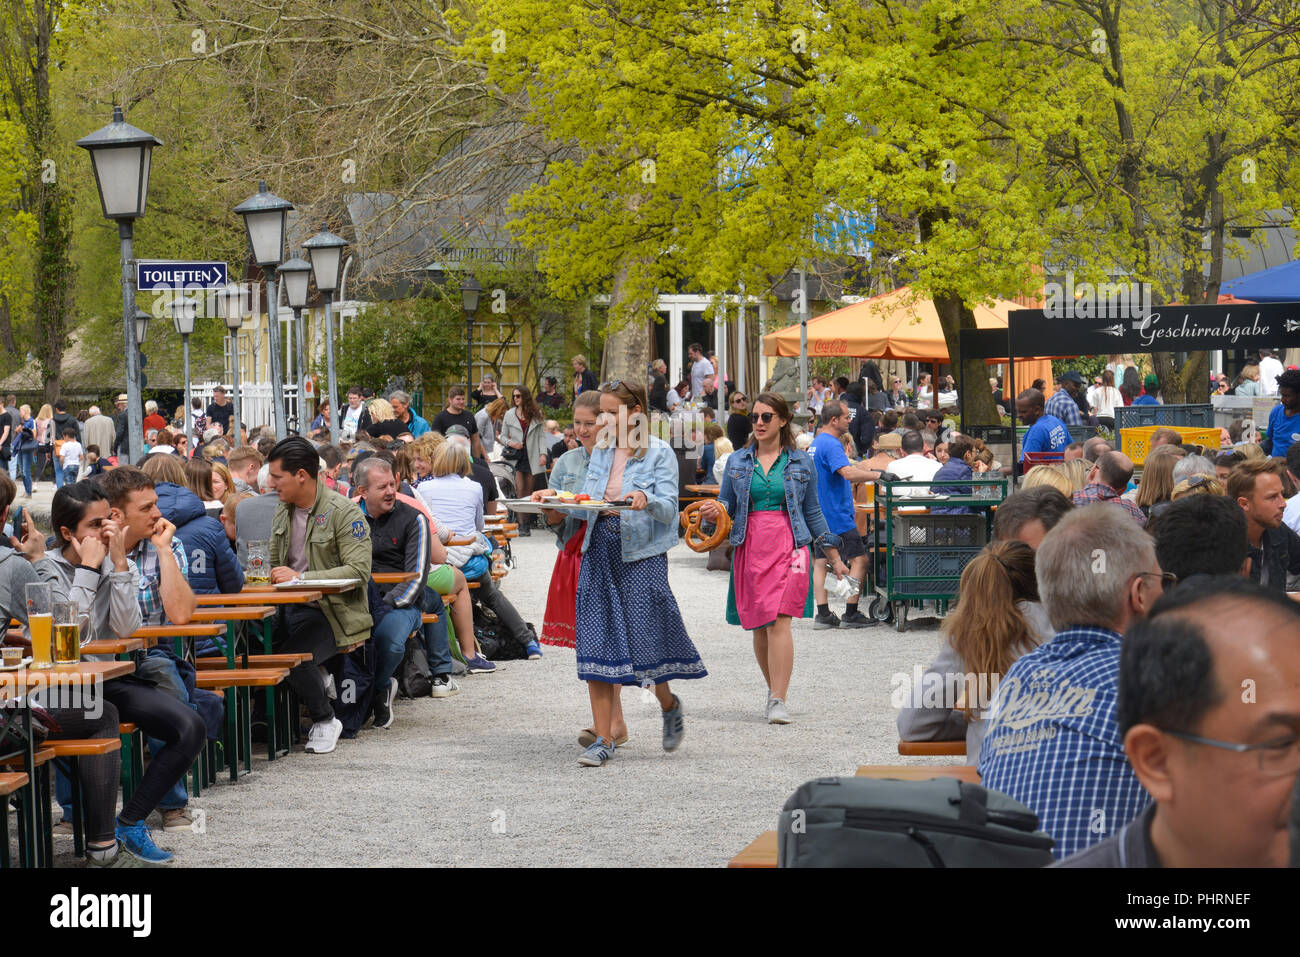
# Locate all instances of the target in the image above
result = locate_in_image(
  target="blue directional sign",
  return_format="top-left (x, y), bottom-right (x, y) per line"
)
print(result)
top-left (136, 261), bottom-right (228, 291)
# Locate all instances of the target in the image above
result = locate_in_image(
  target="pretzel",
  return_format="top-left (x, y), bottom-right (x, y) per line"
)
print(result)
top-left (680, 500), bottom-right (731, 552)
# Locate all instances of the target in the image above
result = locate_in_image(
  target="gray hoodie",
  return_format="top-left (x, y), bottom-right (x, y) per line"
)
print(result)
top-left (34, 548), bottom-right (142, 661)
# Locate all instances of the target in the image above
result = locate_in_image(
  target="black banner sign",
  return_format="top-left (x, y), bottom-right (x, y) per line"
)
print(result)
top-left (1007, 303), bottom-right (1300, 357)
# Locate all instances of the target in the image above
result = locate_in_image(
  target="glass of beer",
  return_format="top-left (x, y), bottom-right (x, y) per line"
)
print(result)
top-left (245, 540), bottom-right (271, 585)
top-left (52, 600), bottom-right (90, 667)
top-left (25, 582), bottom-right (53, 670)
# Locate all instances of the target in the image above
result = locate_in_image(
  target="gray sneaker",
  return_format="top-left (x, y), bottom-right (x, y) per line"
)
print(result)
top-left (661, 695), bottom-right (685, 751)
top-left (767, 698), bottom-right (792, 724)
top-left (577, 737), bottom-right (615, 767)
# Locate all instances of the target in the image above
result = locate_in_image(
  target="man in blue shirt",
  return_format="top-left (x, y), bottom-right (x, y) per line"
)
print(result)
top-left (1015, 388), bottom-right (1070, 470)
top-left (1261, 368), bottom-right (1300, 460)
top-left (979, 505), bottom-right (1168, 859)
top-left (1044, 371), bottom-right (1087, 426)
top-left (809, 401), bottom-right (886, 629)
top-left (1131, 373), bottom-right (1161, 406)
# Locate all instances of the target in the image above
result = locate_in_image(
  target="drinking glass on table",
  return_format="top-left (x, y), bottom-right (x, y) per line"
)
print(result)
top-left (245, 540), bottom-right (271, 585)
top-left (52, 600), bottom-right (91, 667)
top-left (25, 582), bottom-right (52, 670)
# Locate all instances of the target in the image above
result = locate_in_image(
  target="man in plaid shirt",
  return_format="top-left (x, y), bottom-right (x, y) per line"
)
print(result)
top-left (979, 506), bottom-right (1169, 859)
top-left (1044, 371), bottom-right (1088, 427)
top-left (1070, 452), bottom-right (1146, 527)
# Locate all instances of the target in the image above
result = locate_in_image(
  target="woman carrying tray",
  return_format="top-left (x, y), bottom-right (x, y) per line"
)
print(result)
top-left (571, 380), bottom-right (706, 767)
top-left (699, 392), bottom-right (849, 724)
top-left (528, 391), bottom-right (634, 745)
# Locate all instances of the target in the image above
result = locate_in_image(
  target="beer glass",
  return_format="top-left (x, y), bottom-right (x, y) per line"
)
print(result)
top-left (25, 582), bottom-right (53, 670)
top-left (53, 600), bottom-right (91, 667)
top-left (246, 540), bottom-right (271, 585)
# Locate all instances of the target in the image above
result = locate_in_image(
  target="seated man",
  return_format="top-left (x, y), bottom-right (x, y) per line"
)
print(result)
top-left (993, 486), bottom-right (1073, 551)
top-left (1059, 577), bottom-right (1300, 867)
top-left (1230, 458), bottom-right (1300, 592)
top-left (890, 429), bottom-right (942, 491)
top-left (1071, 451), bottom-right (1145, 526)
top-left (266, 436), bottom-right (373, 754)
top-left (355, 456), bottom-right (446, 729)
top-left (1015, 388), bottom-right (1070, 472)
top-left (1147, 494), bottom-right (1250, 580)
top-left (979, 506), bottom-right (1167, 859)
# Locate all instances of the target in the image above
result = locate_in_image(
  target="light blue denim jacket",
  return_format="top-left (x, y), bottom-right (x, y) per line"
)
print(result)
top-left (548, 445), bottom-right (591, 548)
top-left (717, 445), bottom-right (842, 551)
top-left (579, 436), bottom-right (680, 561)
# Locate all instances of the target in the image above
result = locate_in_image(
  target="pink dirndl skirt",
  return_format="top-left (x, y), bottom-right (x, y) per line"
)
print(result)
top-left (727, 510), bottom-right (813, 630)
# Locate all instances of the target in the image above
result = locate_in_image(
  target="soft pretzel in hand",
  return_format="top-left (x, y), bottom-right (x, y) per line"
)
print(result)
top-left (680, 501), bottom-right (731, 553)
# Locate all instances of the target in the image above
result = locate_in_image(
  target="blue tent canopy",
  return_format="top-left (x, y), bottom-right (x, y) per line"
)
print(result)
top-left (1221, 257), bottom-right (1300, 302)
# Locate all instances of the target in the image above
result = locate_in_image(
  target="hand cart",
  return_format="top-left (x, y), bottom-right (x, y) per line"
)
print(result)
top-left (864, 476), bottom-right (1009, 632)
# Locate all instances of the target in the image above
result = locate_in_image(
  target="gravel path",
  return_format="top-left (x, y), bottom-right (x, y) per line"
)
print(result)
top-left (51, 527), bottom-right (958, 867)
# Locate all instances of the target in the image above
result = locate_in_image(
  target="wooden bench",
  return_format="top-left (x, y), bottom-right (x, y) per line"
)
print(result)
top-left (195, 653), bottom-right (312, 670)
top-left (421, 613), bottom-right (439, 624)
top-left (898, 739), bottom-right (967, 757)
top-left (1, 747), bottom-right (55, 867)
top-left (0, 771), bottom-right (30, 868)
top-left (47, 738), bottom-right (123, 855)
top-left (728, 830), bottom-right (778, 869)
top-left (195, 667), bottom-right (292, 777)
top-left (856, 765), bottom-right (979, 783)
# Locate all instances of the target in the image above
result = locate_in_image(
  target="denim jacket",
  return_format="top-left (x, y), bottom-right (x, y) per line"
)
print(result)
top-left (548, 444), bottom-right (591, 548)
top-left (717, 445), bottom-right (842, 551)
top-left (579, 436), bottom-right (679, 562)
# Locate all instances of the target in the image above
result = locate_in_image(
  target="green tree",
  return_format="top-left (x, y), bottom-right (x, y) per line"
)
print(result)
top-left (334, 296), bottom-right (466, 397)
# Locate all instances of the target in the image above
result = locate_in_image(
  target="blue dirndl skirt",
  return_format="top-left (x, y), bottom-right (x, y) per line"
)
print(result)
top-left (575, 515), bottom-right (708, 685)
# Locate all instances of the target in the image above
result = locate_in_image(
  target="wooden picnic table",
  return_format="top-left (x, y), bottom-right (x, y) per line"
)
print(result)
top-left (0, 659), bottom-right (135, 697)
top-left (81, 637), bottom-right (144, 656)
top-left (684, 484), bottom-right (719, 496)
top-left (191, 606), bottom-right (276, 623)
top-left (196, 590), bottom-right (324, 606)
top-left (373, 571), bottom-right (418, 585)
top-left (243, 580), bottom-right (359, 595)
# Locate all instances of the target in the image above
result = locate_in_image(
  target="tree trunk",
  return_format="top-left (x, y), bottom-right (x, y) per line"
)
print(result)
top-left (598, 255), bottom-right (653, 390)
top-left (0, 292), bottom-right (17, 355)
top-left (933, 291), bottom-right (1000, 426)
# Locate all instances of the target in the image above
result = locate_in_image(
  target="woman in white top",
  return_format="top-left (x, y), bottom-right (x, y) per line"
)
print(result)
top-left (1086, 369), bottom-right (1124, 426)
top-left (475, 397), bottom-right (506, 457)
top-left (416, 441), bottom-right (484, 534)
top-left (896, 540), bottom-right (1053, 764)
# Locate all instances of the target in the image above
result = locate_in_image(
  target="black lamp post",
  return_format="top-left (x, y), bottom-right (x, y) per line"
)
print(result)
top-left (217, 282), bottom-right (245, 447)
top-left (303, 226), bottom-right (348, 447)
top-left (462, 275), bottom-right (481, 388)
top-left (234, 181), bottom-right (292, 439)
top-left (168, 295), bottom-right (199, 447)
top-left (278, 254), bottom-right (312, 432)
top-left (76, 106), bottom-right (161, 464)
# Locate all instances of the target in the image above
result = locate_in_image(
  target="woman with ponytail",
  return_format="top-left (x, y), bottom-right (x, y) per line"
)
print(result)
top-left (896, 540), bottom-right (1054, 763)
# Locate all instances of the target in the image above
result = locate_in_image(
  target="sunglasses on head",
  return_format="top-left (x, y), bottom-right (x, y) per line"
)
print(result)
top-left (749, 411), bottom-right (775, 424)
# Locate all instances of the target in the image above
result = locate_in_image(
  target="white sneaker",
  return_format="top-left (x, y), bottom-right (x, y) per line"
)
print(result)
top-left (430, 675), bottom-right (460, 698)
top-left (305, 717), bottom-right (343, 754)
top-left (767, 698), bottom-right (792, 724)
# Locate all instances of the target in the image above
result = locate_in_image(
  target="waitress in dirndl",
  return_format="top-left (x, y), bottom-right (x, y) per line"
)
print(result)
top-left (572, 380), bottom-right (706, 767)
top-left (699, 391), bottom-right (848, 725)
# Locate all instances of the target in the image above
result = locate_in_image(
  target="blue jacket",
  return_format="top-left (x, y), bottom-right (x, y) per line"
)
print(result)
top-left (154, 482), bottom-right (244, 596)
top-left (716, 445), bottom-right (841, 551)
top-left (578, 437), bottom-right (680, 562)
top-left (930, 459), bottom-right (974, 514)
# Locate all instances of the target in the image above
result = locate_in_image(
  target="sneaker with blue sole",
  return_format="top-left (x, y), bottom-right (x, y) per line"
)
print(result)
top-left (661, 695), bottom-right (685, 751)
top-left (578, 737), bottom-right (615, 767)
top-left (526, 640), bottom-right (542, 660)
top-left (115, 820), bottom-right (173, 864)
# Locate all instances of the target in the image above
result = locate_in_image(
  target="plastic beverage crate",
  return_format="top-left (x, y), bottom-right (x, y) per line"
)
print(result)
top-left (892, 514), bottom-right (987, 548)
top-left (892, 546), bottom-right (983, 595)
top-left (1122, 425), bottom-right (1221, 465)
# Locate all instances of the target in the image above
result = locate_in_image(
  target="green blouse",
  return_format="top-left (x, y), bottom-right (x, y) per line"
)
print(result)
top-left (749, 450), bottom-right (788, 511)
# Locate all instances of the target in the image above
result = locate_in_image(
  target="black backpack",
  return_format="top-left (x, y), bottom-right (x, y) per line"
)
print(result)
top-left (471, 602), bottom-right (533, 661)
top-left (778, 776), bottom-right (1054, 867)
top-left (395, 635), bottom-right (432, 698)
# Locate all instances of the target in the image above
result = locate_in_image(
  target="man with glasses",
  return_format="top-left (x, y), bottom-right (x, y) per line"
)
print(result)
top-left (1059, 576), bottom-right (1300, 867)
top-left (726, 392), bottom-right (752, 449)
top-left (979, 505), bottom-right (1170, 859)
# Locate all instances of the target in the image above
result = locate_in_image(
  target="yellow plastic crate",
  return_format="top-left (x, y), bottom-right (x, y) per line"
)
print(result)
top-left (1122, 425), bottom-right (1221, 465)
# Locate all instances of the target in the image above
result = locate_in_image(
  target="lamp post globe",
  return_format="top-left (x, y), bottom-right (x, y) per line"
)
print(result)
top-left (303, 226), bottom-right (349, 447)
top-left (234, 181), bottom-right (293, 439)
top-left (77, 106), bottom-right (162, 464)
top-left (461, 275), bottom-right (481, 388)
top-left (168, 296), bottom-right (200, 451)
top-left (278, 254), bottom-right (312, 432)
top-left (216, 281), bottom-right (246, 447)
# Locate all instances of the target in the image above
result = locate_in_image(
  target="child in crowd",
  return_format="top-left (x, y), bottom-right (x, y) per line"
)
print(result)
top-left (80, 444), bottom-right (106, 479)
top-left (59, 427), bottom-right (83, 486)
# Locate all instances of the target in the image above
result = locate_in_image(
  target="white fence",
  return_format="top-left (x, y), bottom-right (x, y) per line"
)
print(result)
top-left (194, 381), bottom-right (304, 433)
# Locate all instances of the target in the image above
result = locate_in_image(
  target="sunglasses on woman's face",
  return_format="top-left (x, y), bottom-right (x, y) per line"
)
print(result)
top-left (749, 411), bottom-right (775, 424)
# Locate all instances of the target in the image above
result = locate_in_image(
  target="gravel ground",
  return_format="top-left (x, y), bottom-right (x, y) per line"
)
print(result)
top-left (29, 519), bottom-right (959, 868)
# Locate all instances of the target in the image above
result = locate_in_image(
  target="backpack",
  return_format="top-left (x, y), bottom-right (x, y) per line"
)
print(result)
top-left (778, 776), bottom-right (1054, 868)
top-left (471, 601), bottom-right (532, 661)
top-left (395, 635), bottom-right (432, 698)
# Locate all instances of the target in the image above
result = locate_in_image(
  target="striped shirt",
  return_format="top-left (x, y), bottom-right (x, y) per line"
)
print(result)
top-left (1071, 484), bottom-right (1147, 527)
top-left (978, 626), bottom-right (1151, 859)
top-left (1045, 389), bottom-right (1086, 426)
